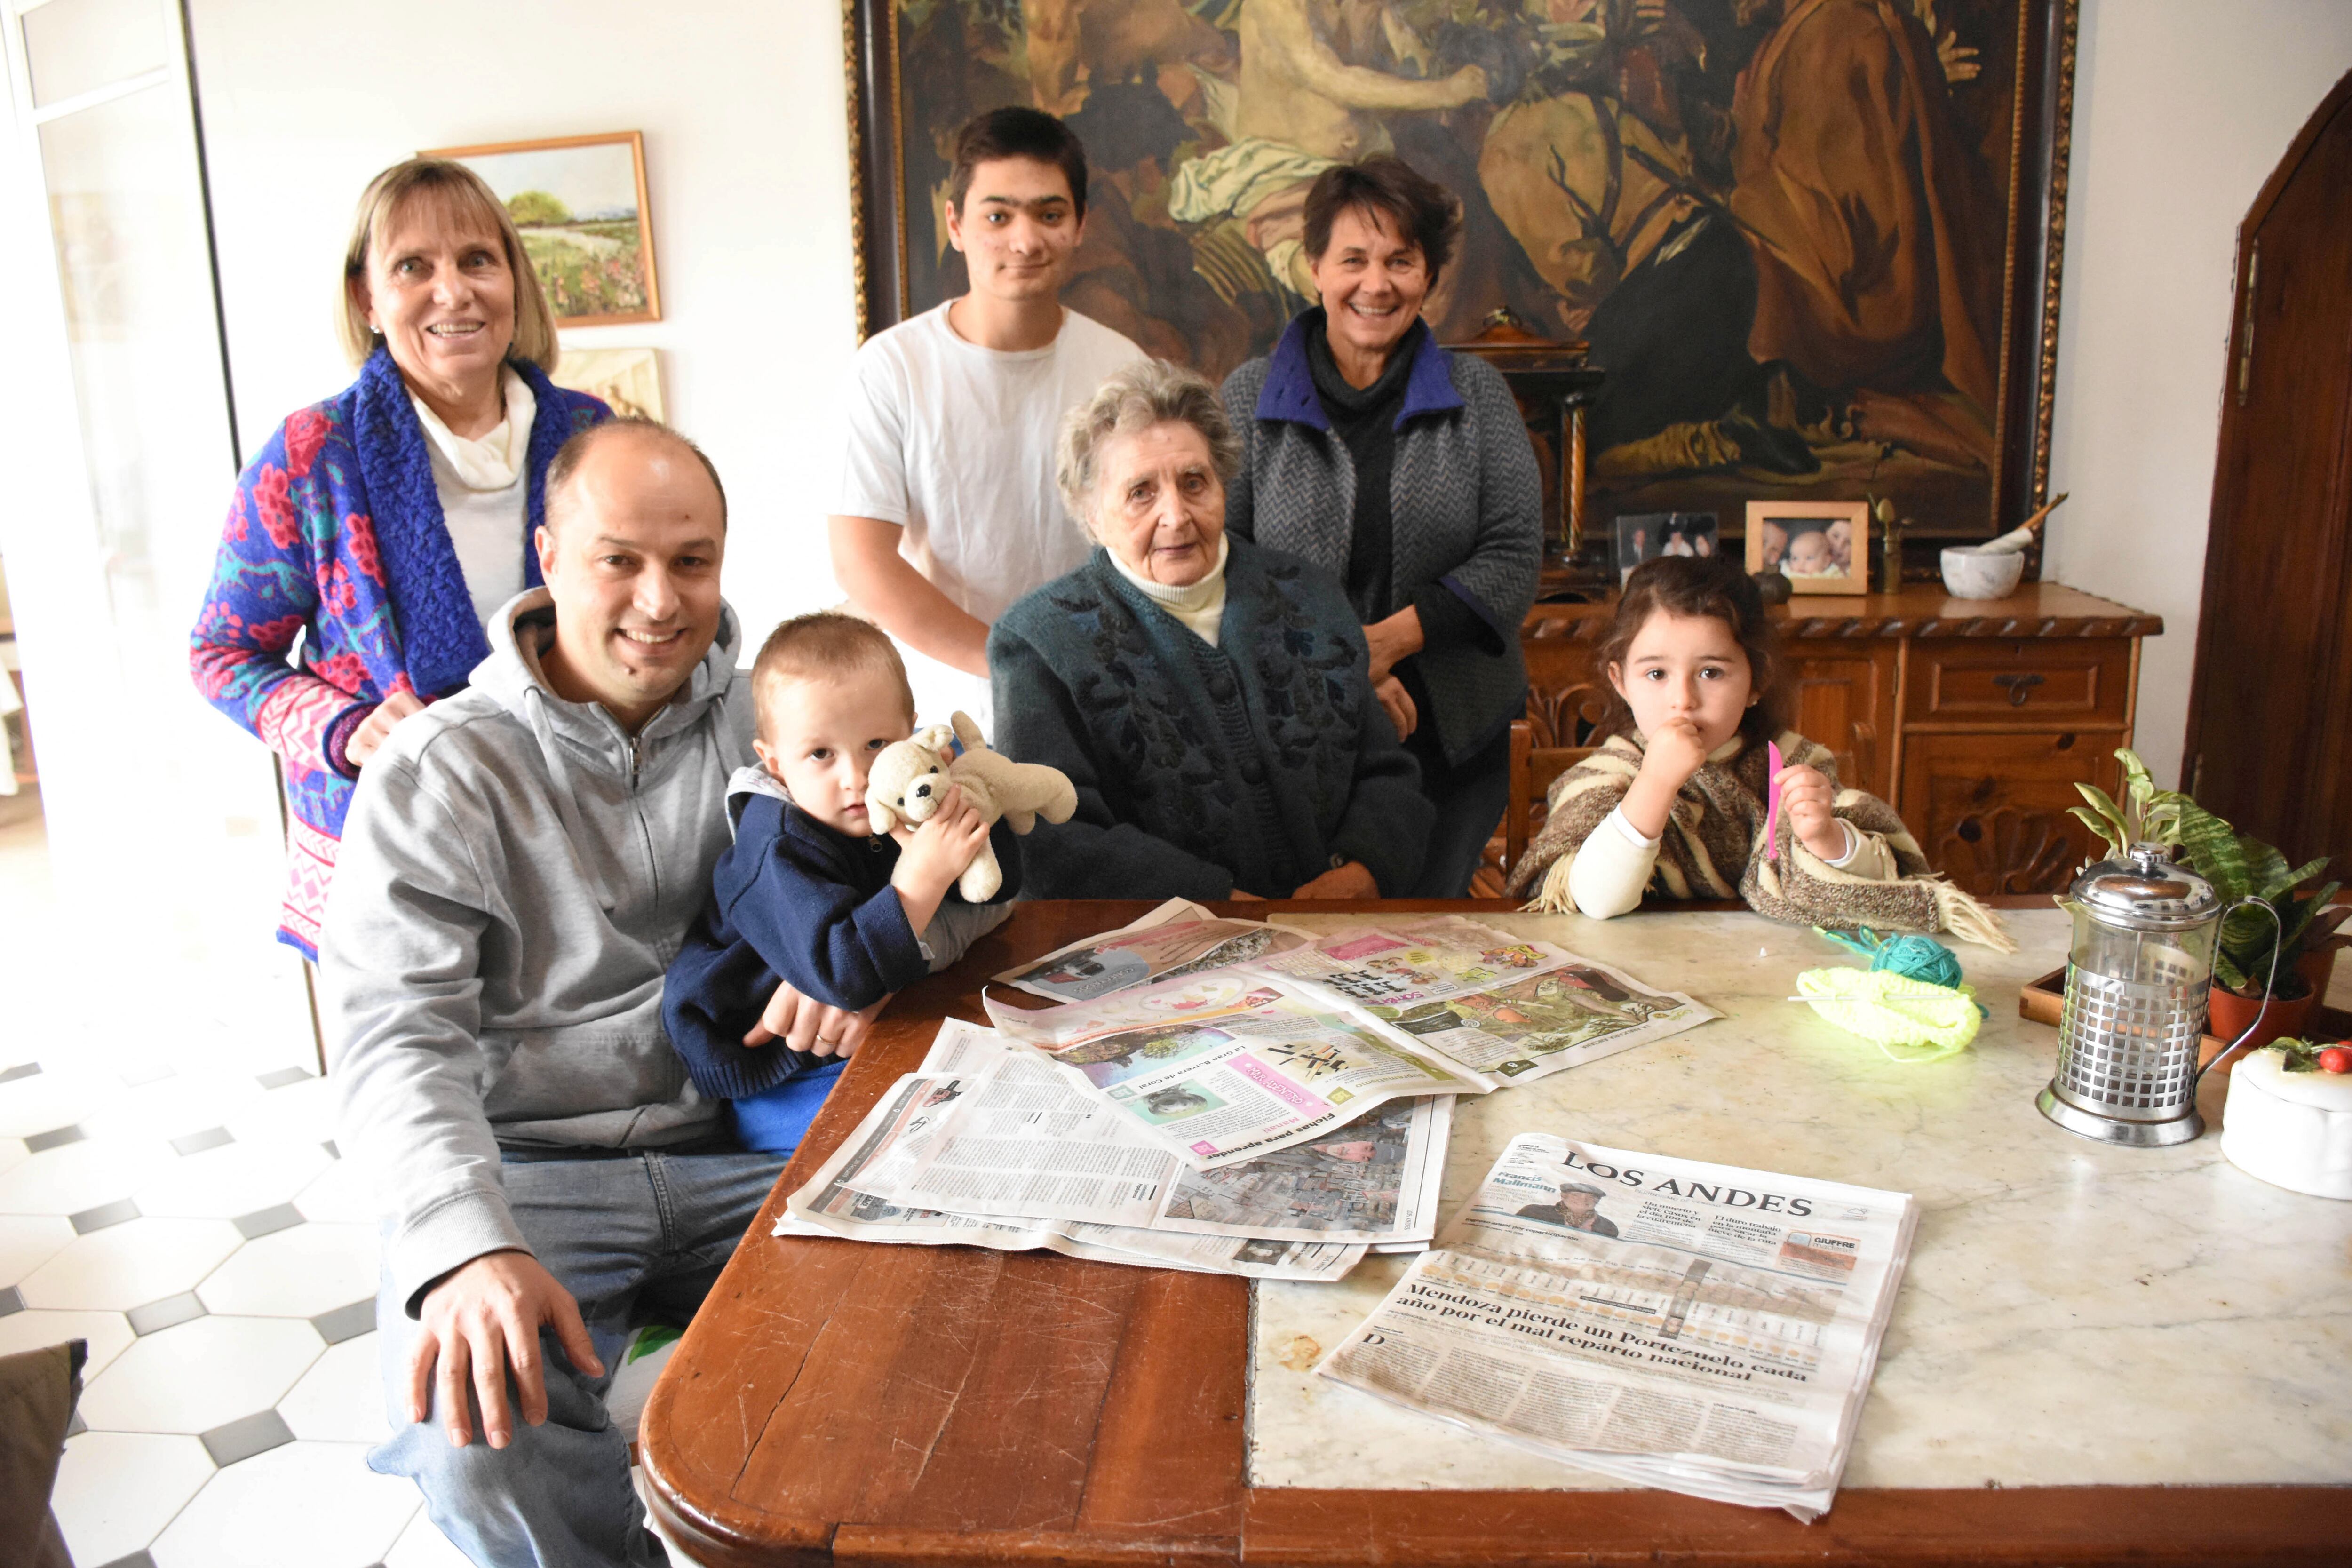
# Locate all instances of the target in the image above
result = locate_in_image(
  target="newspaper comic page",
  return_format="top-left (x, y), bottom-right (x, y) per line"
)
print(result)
top-left (1315, 1134), bottom-right (1915, 1520)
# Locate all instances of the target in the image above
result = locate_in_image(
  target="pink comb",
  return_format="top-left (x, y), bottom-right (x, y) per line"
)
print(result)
top-left (1764, 740), bottom-right (1785, 861)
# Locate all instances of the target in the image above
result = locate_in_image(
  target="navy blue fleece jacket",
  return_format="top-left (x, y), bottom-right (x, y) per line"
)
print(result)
top-left (662, 769), bottom-right (1019, 1098)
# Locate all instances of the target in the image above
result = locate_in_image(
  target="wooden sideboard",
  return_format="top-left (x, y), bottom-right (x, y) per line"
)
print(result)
top-left (1511, 582), bottom-right (2163, 896)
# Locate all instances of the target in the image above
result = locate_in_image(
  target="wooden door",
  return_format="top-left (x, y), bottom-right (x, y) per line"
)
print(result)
top-left (2184, 70), bottom-right (2352, 879)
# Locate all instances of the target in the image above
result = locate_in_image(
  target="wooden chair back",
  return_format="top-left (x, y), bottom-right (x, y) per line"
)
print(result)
top-left (1504, 719), bottom-right (1594, 883)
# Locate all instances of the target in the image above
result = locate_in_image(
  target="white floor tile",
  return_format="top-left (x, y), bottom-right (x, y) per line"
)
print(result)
top-left (0, 1067), bottom-right (108, 1139)
top-left (79, 1313), bottom-right (324, 1435)
top-left (0, 1132), bottom-right (175, 1216)
top-left (135, 1139), bottom-right (332, 1221)
top-left (52, 1429), bottom-right (215, 1567)
top-left (382, 1505), bottom-right (476, 1568)
top-left (0, 1135), bottom-right (26, 1178)
top-left (278, 1332), bottom-right (391, 1444)
top-left (198, 1222), bottom-right (378, 1319)
top-left (150, 1439), bottom-right (419, 1568)
top-left (0, 1211), bottom-right (74, 1286)
top-left (292, 1157), bottom-right (379, 1224)
top-left (84, 1070), bottom-right (268, 1146)
top-left (0, 1306), bottom-right (136, 1377)
top-left (19, 1217), bottom-right (243, 1311)
top-left (224, 1076), bottom-right (337, 1146)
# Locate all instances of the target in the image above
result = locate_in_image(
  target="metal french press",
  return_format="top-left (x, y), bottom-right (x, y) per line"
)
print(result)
top-left (2037, 843), bottom-right (2282, 1147)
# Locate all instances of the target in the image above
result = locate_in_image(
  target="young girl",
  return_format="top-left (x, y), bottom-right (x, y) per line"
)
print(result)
top-left (1504, 556), bottom-right (2013, 948)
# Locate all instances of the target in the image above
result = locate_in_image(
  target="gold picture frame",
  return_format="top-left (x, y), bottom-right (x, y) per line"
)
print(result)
top-left (424, 130), bottom-right (661, 327)
top-left (1745, 500), bottom-right (1869, 595)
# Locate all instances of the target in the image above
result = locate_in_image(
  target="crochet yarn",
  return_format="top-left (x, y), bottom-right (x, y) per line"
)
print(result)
top-left (1820, 926), bottom-right (1968, 990)
top-left (1794, 969), bottom-right (1981, 1061)
top-left (1800, 926), bottom-right (1982, 1062)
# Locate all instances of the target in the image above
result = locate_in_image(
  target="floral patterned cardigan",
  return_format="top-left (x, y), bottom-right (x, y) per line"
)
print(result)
top-left (190, 348), bottom-right (607, 956)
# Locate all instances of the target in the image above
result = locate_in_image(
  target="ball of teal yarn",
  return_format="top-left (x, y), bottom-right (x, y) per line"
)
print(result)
top-left (1870, 934), bottom-right (1965, 990)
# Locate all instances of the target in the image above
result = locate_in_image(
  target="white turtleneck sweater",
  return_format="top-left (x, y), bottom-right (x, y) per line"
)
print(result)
top-left (412, 366), bottom-right (535, 631)
top-left (1105, 533), bottom-right (1229, 646)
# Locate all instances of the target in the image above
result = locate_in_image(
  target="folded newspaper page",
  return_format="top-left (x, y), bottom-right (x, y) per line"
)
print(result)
top-left (779, 1070), bottom-right (1367, 1280)
top-left (982, 917), bottom-right (1715, 1163)
top-left (985, 971), bottom-right (1482, 1168)
top-left (993, 898), bottom-right (1308, 1002)
top-left (1252, 915), bottom-right (1580, 1008)
top-left (1315, 1133), bottom-right (1916, 1521)
top-left (1360, 957), bottom-right (1717, 1089)
top-left (844, 1020), bottom-right (1453, 1245)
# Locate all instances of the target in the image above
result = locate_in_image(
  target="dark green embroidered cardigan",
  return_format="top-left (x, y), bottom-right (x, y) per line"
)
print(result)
top-left (988, 538), bottom-right (1431, 900)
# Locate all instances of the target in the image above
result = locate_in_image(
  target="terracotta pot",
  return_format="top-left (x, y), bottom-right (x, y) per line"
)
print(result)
top-left (2207, 949), bottom-right (2335, 1057)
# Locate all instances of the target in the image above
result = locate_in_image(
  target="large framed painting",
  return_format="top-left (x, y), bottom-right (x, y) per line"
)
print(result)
top-left (845, 0), bottom-right (2076, 545)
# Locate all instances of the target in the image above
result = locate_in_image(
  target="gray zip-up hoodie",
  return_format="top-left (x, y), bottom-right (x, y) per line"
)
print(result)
top-left (320, 588), bottom-right (754, 1314)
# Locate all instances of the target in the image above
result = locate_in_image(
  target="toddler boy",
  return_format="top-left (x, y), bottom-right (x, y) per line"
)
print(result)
top-left (663, 612), bottom-right (1018, 1154)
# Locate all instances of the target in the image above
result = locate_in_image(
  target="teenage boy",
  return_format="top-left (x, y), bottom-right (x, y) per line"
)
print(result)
top-left (829, 105), bottom-right (1144, 727)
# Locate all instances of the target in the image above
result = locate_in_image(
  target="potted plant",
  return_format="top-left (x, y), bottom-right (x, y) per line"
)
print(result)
top-left (2072, 752), bottom-right (2348, 1049)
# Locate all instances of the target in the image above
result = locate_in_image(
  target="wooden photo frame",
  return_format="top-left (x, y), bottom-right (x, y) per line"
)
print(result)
top-left (424, 130), bottom-right (661, 327)
top-left (843, 1), bottom-right (2077, 555)
top-left (1747, 500), bottom-right (1868, 594)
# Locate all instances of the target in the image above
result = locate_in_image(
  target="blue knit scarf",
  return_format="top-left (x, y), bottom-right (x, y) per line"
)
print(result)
top-left (349, 347), bottom-right (575, 696)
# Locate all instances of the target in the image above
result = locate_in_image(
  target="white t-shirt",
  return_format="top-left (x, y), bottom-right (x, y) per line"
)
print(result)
top-left (835, 302), bottom-right (1144, 728)
top-left (413, 367), bottom-right (533, 631)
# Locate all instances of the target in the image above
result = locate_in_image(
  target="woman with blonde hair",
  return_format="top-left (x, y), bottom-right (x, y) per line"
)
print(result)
top-left (190, 159), bottom-right (609, 956)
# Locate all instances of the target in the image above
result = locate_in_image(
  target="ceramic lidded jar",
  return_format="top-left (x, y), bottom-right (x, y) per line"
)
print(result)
top-left (2221, 1051), bottom-right (2352, 1199)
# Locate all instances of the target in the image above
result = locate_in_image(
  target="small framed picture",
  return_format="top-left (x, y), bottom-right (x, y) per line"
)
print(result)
top-left (1614, 511), bottom-right (1720, 583)
top-left (1745, 500), bottom-right (1868, 594)
top-left (423, 131), bottom-right (660, 326)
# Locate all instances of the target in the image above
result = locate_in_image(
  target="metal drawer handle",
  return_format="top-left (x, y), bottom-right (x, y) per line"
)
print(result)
top-left (1992, 672), bottom-right (2046, 707)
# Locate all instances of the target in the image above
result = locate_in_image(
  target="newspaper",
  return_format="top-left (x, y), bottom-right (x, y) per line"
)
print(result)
top-left (982, 917), bottom-right (1715, 1164)
top-left (842, 1021), bottom-right (1454, 1245)
top-left (993, 898), bottom-right (1309, 1002)
top-left (985, 971), bottom-right (1482, 1168)
top-left (1359, 956), bottom-right (1717, 1088)
top-left (1251, 914), bottom-right (1582, 1008)
top-left (779, 1069), bottom-right (1367, 1280)
top-left (1314, 1133), bottom-right (1916, 1521)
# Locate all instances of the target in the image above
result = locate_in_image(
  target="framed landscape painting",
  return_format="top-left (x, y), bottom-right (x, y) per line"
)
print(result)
top-left (427, 130), bottom-right (661, 327)
top-left (844, 0), bottom-right (2077, 549)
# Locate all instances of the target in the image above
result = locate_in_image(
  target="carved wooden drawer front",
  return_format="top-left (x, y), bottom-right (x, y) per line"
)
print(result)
top-left (1896, 730), bottom-right (2124, 896)
top-left (1908, 641), bottom-right (2131, 724)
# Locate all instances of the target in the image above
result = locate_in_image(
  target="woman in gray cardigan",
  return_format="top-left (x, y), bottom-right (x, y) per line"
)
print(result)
top-left (1221, 158), bottom-right (1543, 896)
top-left (990, 360), bottom-right (1431, 902)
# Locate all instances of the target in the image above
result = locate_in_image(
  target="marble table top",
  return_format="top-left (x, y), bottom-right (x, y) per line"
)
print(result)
top-left (1249, 907), bottom-right (2352, 1492)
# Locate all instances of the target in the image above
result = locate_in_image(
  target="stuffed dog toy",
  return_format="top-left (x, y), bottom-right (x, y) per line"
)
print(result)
top-left (864, 712), bottom-right (1078, 901)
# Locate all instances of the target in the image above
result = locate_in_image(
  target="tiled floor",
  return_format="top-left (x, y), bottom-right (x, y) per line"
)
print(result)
top-left (0, 788), bottom-right (686, 1567)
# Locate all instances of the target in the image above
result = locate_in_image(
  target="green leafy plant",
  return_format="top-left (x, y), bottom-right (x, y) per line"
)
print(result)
top-left (2071, 750), bottom-right (2349, 997)
top-left (2068, 749), bottom-right (2189, 860)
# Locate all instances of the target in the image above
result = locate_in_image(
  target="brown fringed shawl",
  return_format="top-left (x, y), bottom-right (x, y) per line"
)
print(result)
top-left (1504, 731), bottom-right (2016, 950)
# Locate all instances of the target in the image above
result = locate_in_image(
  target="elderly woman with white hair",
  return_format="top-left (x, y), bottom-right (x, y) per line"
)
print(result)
top-left (989, 359), bottom-right (1431, 900)
top-left (190, 159), bottom-right (610, 956)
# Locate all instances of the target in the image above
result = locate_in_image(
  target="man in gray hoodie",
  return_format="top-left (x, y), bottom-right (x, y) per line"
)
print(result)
top-left (323, 421), bottom-right (871, 1565)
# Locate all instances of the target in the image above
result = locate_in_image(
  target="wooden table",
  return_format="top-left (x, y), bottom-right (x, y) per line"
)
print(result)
top-left (640, 901), bottom-right (2344, 1566)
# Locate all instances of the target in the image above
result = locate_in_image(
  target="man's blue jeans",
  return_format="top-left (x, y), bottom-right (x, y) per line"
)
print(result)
top-left (370, 1148), bottom-right (784, 1567)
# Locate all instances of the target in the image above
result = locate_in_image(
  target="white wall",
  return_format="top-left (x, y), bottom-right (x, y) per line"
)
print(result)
top-left (169, 0), bottom-right (2352, 787)
top-left (2044, 0), bottom-right (2352, 789)
top-left (187, 0), bottom-right (860, 645)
